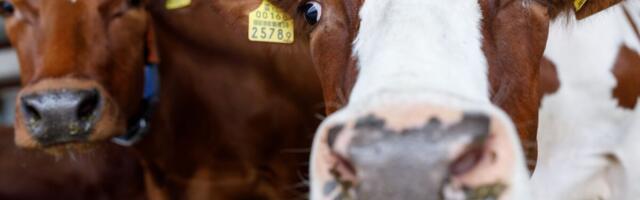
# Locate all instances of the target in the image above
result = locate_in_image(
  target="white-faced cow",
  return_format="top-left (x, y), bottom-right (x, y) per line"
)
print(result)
top-left (534, 1), bottom-right (640, 199)
top-left (197, 0), bottom-right (630, 199)
top-left (247, 0), bottom-right (626, 199)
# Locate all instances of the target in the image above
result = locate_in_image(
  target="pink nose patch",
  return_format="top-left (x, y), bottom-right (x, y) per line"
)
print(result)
top-left (313, 105), bottom-right (522, 199)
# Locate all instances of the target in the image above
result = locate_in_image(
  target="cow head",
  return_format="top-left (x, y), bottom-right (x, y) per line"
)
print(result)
top-left (267, 0), bottom-right (623, 199)
top-left (2, 0), bottom-right (150, 150)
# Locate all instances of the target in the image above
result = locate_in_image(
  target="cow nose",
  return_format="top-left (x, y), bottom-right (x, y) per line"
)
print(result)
top-left (20, 89), bottom-right (102, 146)
top-left (312, 105), bottom-right (524, 200)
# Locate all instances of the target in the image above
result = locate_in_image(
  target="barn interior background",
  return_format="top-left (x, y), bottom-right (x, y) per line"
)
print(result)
top-left (0, 18), bottom-right (19, 126)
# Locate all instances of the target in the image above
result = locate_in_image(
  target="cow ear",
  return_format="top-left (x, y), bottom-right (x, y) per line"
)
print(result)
top-left (574, 0), bottom-right (622, 19)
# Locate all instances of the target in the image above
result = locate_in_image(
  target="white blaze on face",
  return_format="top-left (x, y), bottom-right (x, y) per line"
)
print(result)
top-left (533, 1), bottom-right (640, 199)
top-left (350, 0), bottom-right (490, 108)
top-left (308, 1), bottom-right (533, 200)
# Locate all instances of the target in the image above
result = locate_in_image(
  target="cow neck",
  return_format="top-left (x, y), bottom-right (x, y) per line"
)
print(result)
top-left (136, 3), bottom-right (323, 197)
top-left (112, 38), bottom-right (160, 147)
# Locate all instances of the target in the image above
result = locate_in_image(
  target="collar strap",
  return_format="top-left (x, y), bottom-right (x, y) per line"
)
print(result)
top-left (112, 64), bottom-right (160, 146)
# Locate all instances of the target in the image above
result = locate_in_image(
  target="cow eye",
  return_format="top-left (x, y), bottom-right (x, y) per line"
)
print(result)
top-left (300, 1), bottom-right (322, 25)
top-left (0, 1), bottom-right (14, 16)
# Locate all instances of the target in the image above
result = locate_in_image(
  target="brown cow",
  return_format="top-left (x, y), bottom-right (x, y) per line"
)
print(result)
top-left (0, 125), bottom-right (146, 200)
top-left (5, 0), bottom-right (323, 199)
top-left (142, 2), bottom-right (324, 199)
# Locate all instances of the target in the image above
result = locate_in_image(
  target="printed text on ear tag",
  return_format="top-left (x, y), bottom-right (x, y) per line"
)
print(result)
top-left (248, 0), bottom-right (295, 44)
top-left (166, 0), bottom-right (191, 10)
top-left (574, 0), bottom-right (588, 11)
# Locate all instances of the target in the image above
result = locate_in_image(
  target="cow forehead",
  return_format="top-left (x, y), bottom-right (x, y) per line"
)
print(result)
top-left (350, 0), bottom-right (489, 105)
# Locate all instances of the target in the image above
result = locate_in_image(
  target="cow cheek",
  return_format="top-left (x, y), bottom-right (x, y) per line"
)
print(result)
top-left (7, 22), bottom-right (37, 83)
top-left (309, 28), bottom-right (354, 113)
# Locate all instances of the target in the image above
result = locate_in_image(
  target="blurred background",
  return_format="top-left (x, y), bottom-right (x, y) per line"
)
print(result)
top-left (0, 18), bottom-right (20, 126)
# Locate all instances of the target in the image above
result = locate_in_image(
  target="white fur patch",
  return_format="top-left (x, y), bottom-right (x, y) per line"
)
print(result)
top-left (309, 1), bottom-right (532, 199)
top-left (533, 2), bottom-right (640, 199)
top-left (349, 0), bottom-right (490, 108)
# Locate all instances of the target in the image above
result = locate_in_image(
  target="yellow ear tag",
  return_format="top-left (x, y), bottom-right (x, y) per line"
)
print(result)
top-left (248, 0), bottom-right (295, 44)
top-left (574, 0), bottom-right (588, 11)
top-left (166, 0), bottom-right (191, 10)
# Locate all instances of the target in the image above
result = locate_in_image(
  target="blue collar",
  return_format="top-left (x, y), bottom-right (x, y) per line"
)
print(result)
top-left (112, 64), bottom-right (160, 146)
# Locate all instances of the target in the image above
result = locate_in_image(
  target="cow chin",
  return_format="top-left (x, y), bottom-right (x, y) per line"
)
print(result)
top-left (14, 78), bottom-right (126, 150)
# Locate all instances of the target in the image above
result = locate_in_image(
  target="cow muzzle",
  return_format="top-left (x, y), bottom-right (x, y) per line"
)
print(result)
top-left (20, 88), bottom-right (101, 145)
top-left (14, 78), bottom-right (124, 149)
top-left (310, 103), bottom-right (530, 200)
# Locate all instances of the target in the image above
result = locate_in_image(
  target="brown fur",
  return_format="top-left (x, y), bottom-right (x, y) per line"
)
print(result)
top-left (479, 0), bottom-right (550, 169)
top-left (8, 0), bottom-right (148, 148)
top-left (5, 1), bottom-right (150, 199)
top-left (612, 45), bottom-right (640, 109)
top-left (539, 57), bottom-right (561, 97)
top-left (539, 45), bottom-right (640, 111)
top-left (9, 0), bottom-right (325, 199)
top-left (269, 0), bottom-right (362, 113)
top-left (611, 7), bottom-right (640, 109)
top-left (481, 0), bottom-right (626, 169)
top-left (138, 1), bottom-right (325, 199)
top-left (0, 126), bottom-right (146, 200)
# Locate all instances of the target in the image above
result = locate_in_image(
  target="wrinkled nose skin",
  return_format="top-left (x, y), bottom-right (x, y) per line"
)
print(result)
top-left (20, 89), bottom-right (102, 146)
top-left (311, 104), bottom-right (529, 200)
top-left (347, 114), bottom-right (490, 200)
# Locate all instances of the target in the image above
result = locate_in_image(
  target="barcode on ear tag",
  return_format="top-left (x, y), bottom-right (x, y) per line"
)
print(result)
top-left (248, 0), bottom-right (295, 44)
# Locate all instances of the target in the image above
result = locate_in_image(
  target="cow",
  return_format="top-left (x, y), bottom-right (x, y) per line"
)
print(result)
top-left (534, 1), bottom-right (640, 199)
top-left (232, 0), bottom-right (624, 199)
top-left (4, 0), bottom-right (323, 199)
top-left (0, 125), bottom-right (146, 200)
top-left (3, 0), bottom-right (629, 199)
top-left (147, 0), bottom-right (630, 199)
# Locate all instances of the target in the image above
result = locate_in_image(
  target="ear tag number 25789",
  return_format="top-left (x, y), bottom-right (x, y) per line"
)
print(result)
top-left (248, 0), bottom-right (295, 44)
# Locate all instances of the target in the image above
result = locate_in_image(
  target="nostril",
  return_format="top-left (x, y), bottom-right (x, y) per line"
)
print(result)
top-left (21, 98), bottom-right (42, 122)
top-left (333, 153), bottom-right (357, 177)
top-left (449, 147), bottom-right (484, 176)
top-left (76, 89), bottom-right (100, 120)
top-left (328, 151), bottom-right (358, 190)
top-left (328, 152), bottom-right (358, 198)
